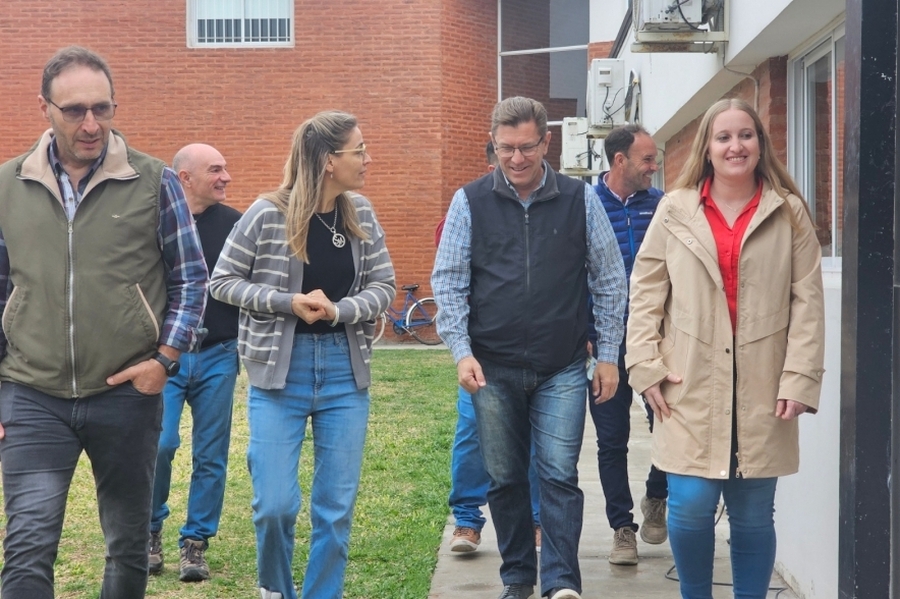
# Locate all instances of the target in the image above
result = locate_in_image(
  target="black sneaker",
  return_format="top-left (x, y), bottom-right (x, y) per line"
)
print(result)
top-left (179, 538), bottom-right (210, 582)
top-left (498, 584), bottom-right (535, 599)
top-left (148, 530), bottom-right (163, 575)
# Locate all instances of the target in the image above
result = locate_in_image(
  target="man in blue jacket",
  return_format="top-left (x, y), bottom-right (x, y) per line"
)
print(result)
top-left (589, 124), bottom-right (668, 566)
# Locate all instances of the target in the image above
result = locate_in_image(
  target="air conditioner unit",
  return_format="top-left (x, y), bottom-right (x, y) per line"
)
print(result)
top-left (587, 59), bottom-right (627, 129)
top-left (637, 0), bottom-right (703, 32)
top-left (560, 118), bottom-right (596, 174)
top-left (632, 0), bottom-right (727, 52)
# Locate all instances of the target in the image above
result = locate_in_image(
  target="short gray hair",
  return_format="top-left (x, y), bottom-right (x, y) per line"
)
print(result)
top-left (491, 96), bottom-right (548, 138)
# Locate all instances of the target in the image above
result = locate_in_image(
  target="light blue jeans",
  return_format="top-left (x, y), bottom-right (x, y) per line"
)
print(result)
top-left (449, 387), bottom-right (541, 530)
top-left (248, 332), bottom-right (369, 599)
top-left (667, 473), bottom-right (778, 599)
top-left (151, 339), bottom-right (239, 546)
top-left (472, 357), bottom-right (587, 596)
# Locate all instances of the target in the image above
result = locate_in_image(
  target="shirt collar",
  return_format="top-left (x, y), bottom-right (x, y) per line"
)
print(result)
top-left (48, 135), bottom-right (108, 184)
top-left (601, 172), bottom-right (637, 204)
top-left (700, 176), bottom-right (763, 209)
top-left (500, 160), bottom-right (550, 203)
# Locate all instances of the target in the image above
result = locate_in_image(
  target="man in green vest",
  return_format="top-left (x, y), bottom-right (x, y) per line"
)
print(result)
top-left (0, 46), bottom-right (208, 599)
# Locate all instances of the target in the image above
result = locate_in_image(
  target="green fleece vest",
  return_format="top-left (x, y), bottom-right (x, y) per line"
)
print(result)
top-left (0, 140), bottom-right (167, 398)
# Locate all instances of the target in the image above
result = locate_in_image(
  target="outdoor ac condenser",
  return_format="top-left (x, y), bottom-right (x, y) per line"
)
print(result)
top-left (587, 58), bottom-right (627, 129)
top-left (636, 0), bottom-right (703, 31)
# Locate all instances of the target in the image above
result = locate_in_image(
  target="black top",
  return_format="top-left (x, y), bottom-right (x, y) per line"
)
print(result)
top-left (295, 206), bottom-right (354, 334)
top-left (464, 169), bottom-right (589, 373)
top-left (195, 202), bottom-right (242, 348)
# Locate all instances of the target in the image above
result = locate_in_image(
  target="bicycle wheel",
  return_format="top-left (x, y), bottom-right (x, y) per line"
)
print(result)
top-left (372, 313), bottom-right (386, 344)
top-left (405, 297), bottom-right (442, 345)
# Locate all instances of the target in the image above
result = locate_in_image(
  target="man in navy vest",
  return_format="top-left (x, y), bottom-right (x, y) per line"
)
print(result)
top-left (432, 96), bottom-right (626, 599)
top-left (588, 124), bottom-right (667, 566)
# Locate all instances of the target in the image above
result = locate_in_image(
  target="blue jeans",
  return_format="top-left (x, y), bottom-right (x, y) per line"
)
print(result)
top-left (449, 387), bottom-right (541, 530)
top-left (587, 355), bottom-right (667, 531)
top-left (247, 332), bottom-right (369, 599)
top-left (667, 474), bottom-right (778, 599)
top-left (472, 357), bottom-right (586, 596)
top-left (151, 339), bottom-right (239, 545)
top-left (0, 381), bottom-right (163, 599)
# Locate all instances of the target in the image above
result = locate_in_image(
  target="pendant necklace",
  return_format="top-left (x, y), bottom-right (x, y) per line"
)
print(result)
top-left (315, 207), bottom-right (346, 248)
top-left (720, 200), bottom-right (747, 213)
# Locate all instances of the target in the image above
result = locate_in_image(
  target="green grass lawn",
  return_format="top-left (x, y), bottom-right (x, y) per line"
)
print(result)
top-left (0, 348), bottom-right (459, 598)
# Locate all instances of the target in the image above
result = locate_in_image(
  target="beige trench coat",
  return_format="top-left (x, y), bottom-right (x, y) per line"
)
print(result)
top-left (625, 184), bottom-right (825, 479)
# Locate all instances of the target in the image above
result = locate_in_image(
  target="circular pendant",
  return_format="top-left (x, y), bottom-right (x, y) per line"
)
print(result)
top-left (332, 233), bottom-right (346, 248)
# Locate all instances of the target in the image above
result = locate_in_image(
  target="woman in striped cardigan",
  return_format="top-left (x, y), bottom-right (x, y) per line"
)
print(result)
top-left (210, 111), bottom-right (395, 599)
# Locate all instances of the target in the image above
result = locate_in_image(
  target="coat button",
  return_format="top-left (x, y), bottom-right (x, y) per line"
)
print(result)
top-left (725, 348), bottom-right (731, 354)
top-left (725, 409), bottom-right (731, 415)
top-left (687, 239), bottom-right (693, 244)
top-left (720, 470), bottom-right (727, 476)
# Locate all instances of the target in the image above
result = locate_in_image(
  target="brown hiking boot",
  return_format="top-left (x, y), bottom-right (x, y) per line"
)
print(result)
top-left (179, 538), bottom-right (210, 582)
top-left (148, 530), bottom-right (163, 574)
top-left (640, 496), bottom-right (668, 544)
top-left (449, 525), bottom-right (481, 553)
top-left (609, 526), bottom-right (638, 565)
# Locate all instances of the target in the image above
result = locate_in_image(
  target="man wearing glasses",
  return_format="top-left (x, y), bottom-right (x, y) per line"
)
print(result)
top-left (432, 96), bottom-right (626, 599)
top-left (0, 46), bottom-right (207, 599)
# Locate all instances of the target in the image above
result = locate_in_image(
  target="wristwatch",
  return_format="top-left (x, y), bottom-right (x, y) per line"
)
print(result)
top-left (152, 352), bottom-right (181, 377)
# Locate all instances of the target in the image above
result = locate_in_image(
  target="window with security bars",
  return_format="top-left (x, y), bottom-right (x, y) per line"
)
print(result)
top-left (188, 0), bottom-right (293, 47)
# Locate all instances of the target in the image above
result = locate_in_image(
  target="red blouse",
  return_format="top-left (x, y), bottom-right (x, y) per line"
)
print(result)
top-left (700, 177), bottom-right (763, 332)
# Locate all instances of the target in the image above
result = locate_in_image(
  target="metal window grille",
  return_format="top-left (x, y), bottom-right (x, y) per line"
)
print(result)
top-left (192, 0), bottom-right (292, 46)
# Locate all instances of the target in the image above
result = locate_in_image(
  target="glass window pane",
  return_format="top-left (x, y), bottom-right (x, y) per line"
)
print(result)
top-left (835, 36), bottom-right (845, 257)
top-left (501, 0), bottom-right (588, 52)
top-left (806, 50), bottom-right (833, 256)
top-left (502, 49), bottom-right (588, 120)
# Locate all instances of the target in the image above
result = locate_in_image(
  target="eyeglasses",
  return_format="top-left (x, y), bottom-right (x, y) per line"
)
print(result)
top-left (47, 99), bottom-right (117, 123)
top-left (493, 136), bottom-right (544, 158)
top-left (331, 144), bottom-right (367, 157)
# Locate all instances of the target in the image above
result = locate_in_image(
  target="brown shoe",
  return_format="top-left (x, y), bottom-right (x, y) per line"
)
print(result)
top-left (148, 530), bottom-right (163, 575)
top-left (179, 538), bottom-right (210, 582)
top-left (449, 525), bottom-right (481, 553)
top-left (609, 527), bottom-right (638, 565)
top-left (534, 524), bottom-right (542, 553)
top-left (640, 496), bottom-right (668, 544)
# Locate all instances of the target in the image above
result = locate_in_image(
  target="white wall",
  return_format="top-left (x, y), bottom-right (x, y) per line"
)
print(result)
top-left (591, 0), bottom-right (845, 139)
top-left (774, 272), bottom-right (841, 599)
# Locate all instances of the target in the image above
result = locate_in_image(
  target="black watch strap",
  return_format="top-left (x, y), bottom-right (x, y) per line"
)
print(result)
top-left (152, 352), bottom-right (180, 377)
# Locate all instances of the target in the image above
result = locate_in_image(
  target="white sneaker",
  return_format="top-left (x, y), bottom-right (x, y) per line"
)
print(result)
top-left (548, 589), bottom-right (581, 599)
top-left (260, 589), bottom-right (284, 599)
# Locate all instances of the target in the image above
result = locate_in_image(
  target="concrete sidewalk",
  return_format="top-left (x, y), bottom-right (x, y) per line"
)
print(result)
top-left (428, 400), bottom-right (798, 599)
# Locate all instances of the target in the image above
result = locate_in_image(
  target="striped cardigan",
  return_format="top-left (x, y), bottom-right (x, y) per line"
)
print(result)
top-left (209, 194), bottom-right (396, 390)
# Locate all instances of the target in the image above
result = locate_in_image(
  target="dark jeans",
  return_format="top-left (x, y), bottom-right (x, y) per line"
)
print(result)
top-left (0, 382), bottom-right (163, 599)
top-left (472, 357), bottom-right (586, 596)
top-left (587, 354), bottom-right (667, 531)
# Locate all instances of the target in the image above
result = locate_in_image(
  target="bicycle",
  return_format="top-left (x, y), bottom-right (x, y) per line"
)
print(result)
top-left (373, 283), bottom-right (442, 345)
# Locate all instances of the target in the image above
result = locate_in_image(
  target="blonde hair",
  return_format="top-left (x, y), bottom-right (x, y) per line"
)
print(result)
top-left (261, 111), bottom-right (367, 262)
top-left (674, 98), bottom-right (813, 227)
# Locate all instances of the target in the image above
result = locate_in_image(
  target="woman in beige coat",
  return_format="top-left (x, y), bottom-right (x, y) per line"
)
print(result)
top-left (625, 98), bottom-right (824, 599)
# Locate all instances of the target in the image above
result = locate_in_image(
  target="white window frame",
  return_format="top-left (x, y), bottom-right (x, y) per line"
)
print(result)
top-left (788, 21), bottom-right (845, 272)
top-left (187, 0), bottom-right (294, 49)
top-left (497, 0), bottom-right (589, 127)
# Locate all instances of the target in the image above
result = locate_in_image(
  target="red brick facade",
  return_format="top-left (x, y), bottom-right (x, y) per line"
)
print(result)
top-left (0, 1), bottom-right (497, 313)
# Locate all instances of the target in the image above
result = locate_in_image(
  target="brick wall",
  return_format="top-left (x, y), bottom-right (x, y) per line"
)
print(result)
top-left (0, 0), bottom-right (497, 334)
top-left (663, 57), bottom-right (789, 189)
